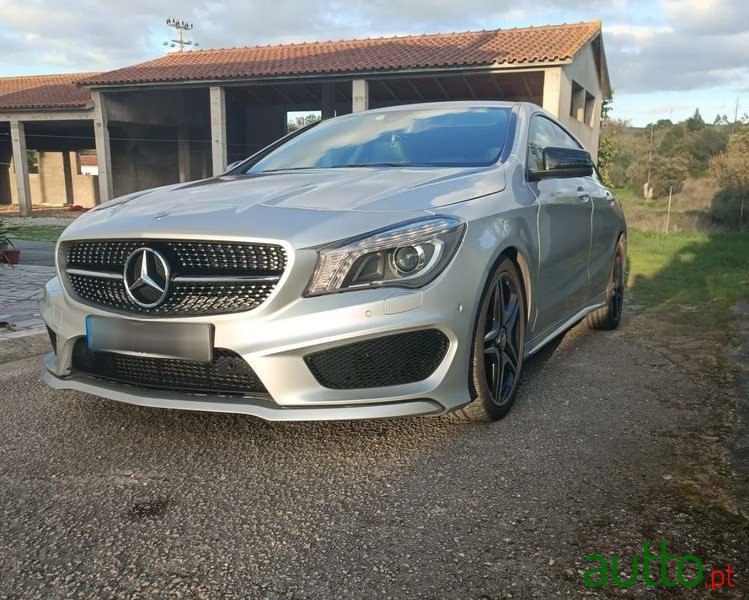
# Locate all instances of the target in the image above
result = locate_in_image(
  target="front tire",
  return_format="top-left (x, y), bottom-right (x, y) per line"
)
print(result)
top-left (455, 257), bottom-right (526, 422)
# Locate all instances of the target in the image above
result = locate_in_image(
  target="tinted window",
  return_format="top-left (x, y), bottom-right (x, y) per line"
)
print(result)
top-left (527, 115), bottom-right (581, 171)
top-left (246, 107), bottom-right (511, 172)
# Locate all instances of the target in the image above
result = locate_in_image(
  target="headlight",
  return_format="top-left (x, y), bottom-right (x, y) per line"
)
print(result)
top-left (306, 217), bottom-right (465, 296)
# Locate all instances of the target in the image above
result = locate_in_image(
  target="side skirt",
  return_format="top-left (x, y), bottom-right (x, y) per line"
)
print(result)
top-left (524, 300), bottom-right (606, 358)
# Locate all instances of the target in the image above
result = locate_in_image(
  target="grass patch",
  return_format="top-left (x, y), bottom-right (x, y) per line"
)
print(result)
top-left (627, 228), bottom-right (749, 322)
top-left (615, 184), bottom-right (719, 233)
top-left (11, 225), bottom-right (67, 242)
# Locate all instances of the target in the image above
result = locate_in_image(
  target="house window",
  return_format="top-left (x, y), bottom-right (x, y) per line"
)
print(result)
top-left (570, 81), bottom-right (594, 127)
top-left (570, 81), bottom-right (585, 123)
top-left (584, 91), bottom-right (595, 126)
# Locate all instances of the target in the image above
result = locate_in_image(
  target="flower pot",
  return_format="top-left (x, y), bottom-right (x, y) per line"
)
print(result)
top-left (1, 249), bottom-right (20, 264)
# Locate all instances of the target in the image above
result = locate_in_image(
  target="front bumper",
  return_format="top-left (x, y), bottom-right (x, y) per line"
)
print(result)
top-left (40, 273), bottom-right (476, 421)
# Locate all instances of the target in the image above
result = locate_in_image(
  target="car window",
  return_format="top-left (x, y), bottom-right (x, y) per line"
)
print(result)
top-left (246, 107), bottom-right (512, 172)
top-left (527, 115), bottom-right (582, 171)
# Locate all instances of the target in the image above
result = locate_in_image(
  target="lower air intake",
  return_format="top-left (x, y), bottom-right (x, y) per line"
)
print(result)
top-left (303, 329), bottom-right (449, 389)
top-left (71, 338), bottom-right (268, 397)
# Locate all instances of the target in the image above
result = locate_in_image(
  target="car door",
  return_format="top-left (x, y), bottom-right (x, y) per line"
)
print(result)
top-left (587, 175), bottom-right (622, 298)
top-left (527, 115), bottom-right (593, 332)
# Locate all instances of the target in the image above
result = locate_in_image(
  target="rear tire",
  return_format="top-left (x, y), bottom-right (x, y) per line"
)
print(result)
top-left (454, 257), bottom-right (526, 422)
top-left (587, 237), bottom-right (625, 331)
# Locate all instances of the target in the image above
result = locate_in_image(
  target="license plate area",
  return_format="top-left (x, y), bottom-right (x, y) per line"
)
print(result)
top-left (86, 316), bottom-right (214, 362)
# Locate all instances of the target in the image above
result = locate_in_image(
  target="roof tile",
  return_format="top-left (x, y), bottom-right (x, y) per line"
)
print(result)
top-left (80, 22), bottom-right (600, 86)
top-left (0, 73), bottom-right (97, 111)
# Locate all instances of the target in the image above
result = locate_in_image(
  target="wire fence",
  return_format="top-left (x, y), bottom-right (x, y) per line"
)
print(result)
top-left (0, 131), bottom-right (251, 148)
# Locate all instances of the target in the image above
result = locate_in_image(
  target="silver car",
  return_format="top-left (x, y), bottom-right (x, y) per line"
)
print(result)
top-left (41, 101), bottom-right (626, 422)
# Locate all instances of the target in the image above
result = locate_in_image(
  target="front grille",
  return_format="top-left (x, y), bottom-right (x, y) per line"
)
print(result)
top-left (71, 338), bottom-right (269, 397)
top-left (63, 240), bottom-right (287, 316)
top-left (303, 329), bottom-right (449, 389)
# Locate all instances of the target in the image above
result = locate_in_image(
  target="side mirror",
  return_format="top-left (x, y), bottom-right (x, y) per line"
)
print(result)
top-left (528, 146), bottom-right (594, 181)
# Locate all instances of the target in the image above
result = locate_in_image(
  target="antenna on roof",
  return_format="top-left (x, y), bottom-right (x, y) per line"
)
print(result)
top-left (164, 17), bottom-right (199, 52)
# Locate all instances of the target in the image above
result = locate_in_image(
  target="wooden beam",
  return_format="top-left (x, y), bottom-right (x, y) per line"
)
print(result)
top-left (321, 83), bottom-right (335, 119)
top-left (236, 86), bottom-right (267, 105)
top-left (379, 80), bottom-right (399, 102)
top-left (462, 76), bottom-right (477, 99)
top-left (433, 78), bottom-right (449, 100)
top-left (407, 79), bottom-right (424, 100)
top-left (271, 85), bottom-right (294, 105)
top-left (491, 76), bottom-right (505, 98)
top-left (302, 83), bottom-right (321, 103)
top-left (62, 151), bottom-right (74, 205)
top-left (521, 73), bottom-right (536, 103)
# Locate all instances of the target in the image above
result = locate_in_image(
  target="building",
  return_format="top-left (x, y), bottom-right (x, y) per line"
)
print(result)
top-left (0, 21), bottom-right (610, 214)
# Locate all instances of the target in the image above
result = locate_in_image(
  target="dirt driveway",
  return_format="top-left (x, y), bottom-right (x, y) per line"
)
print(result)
top-left (0, 312), bottom-right (746, 598)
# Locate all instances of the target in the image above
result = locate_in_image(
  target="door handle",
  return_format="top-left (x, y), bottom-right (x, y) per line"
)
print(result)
top-left (576, 187), bottom-right (591, 203)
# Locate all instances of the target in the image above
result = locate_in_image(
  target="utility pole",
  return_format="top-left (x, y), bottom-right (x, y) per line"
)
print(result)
top-left (164, 18), bottom-right (199, 52)
top-left (644, 124), bottom-right (654, 200)
top-left (735, 97), bottom-right (740, 124)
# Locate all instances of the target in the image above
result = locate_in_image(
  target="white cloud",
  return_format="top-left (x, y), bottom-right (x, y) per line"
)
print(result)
top-left (0, 0), bottom-right (747, 108)
top-left (662, 0), bottom-right (749, 34)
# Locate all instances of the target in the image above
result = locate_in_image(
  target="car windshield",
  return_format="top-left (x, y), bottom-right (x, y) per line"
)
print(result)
top-left (246, 107), bottom-right (511, 173)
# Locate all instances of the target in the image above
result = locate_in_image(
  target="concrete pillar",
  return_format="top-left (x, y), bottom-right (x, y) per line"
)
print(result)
top-left (352, 79), bottom-right (369, 113)
top-left (62, 151), bottom-right (74, 205)
top-left (542, 68), bottom-right (562, 118)
top-left (10, 120), bottom-right (31, 216)
top-left (210, 86), bottom-right (227, 176)
top-left (178, 126), bottom-right (191, 183)
top-left (92, 91), bottom-right (113, 203)
top-left (321, 83), bottom-right (335, 119)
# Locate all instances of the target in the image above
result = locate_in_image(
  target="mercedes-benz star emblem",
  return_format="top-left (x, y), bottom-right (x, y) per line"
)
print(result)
top-left (123, 247), bottom-right (171, 308)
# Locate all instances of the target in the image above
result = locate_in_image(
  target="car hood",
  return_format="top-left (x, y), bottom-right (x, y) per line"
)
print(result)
top-left (62, 165), bottom-right (504, 248)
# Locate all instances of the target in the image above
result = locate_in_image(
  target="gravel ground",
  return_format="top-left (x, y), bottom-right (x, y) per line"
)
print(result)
top-left (0, 318), bottom-right (746, 599)
top-left (2, 215), bottom-right (79, 227)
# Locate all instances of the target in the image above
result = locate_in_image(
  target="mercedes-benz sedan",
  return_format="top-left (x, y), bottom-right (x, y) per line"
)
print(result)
top-left (41, 101), bottom-right (626, 421)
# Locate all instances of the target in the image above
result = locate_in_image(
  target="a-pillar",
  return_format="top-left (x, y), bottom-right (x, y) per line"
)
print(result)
top-left (10, 120), bottom-right (31, 216)
top-left (352, 79), bottom-right (369, 113)
top-left (210, 86), bottom-right (227, 176)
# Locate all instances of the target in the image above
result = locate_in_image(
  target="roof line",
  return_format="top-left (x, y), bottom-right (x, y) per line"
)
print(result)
top-left (143, 20), bottom-right (601, 56)
top-left (0, 71), bottom-right (100, 82)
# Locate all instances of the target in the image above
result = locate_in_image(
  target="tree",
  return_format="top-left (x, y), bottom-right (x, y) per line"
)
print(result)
top-left (597, 99), bottom-right (617, 188)
top-left (709, 127), bottom-right (749, 192)
top-left (708, 127), bottom-right (749, 227)
top-left (650, 154), bottom-right (690, 197)
top-left (287, 113), bottom-right (321, 133)
top-left (685, 108), bottom-right (705, 132)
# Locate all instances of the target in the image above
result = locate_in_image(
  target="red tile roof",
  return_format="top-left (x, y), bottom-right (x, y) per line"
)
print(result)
top-left (80, 21), bottom-right (601, 86)
top-left (0, 73), bottom-right (97, 111)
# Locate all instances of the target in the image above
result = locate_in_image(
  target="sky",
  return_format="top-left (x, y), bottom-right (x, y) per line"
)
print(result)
top-left (0, 0), bottom-right (747, 126)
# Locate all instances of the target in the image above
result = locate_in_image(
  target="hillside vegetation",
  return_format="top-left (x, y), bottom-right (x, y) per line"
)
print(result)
top-left (600, 107), bottom-right (749, 231)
